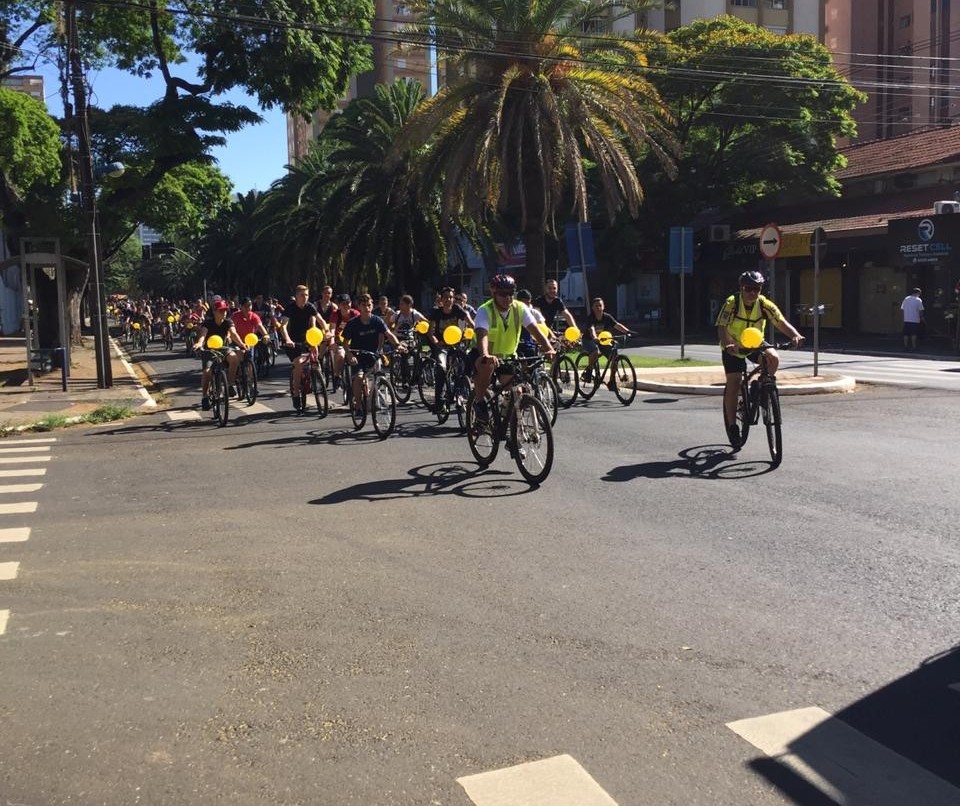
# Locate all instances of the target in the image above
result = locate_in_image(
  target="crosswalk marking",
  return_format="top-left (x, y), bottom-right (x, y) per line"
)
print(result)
top-left (727, 706), bottom-right (960, 805)
top-left (457, 755), bottom-right (617, 806)
top-left (0, 446), bottom-right (52, 454)
top-left (167, 401), bottom-right (279, 421)
top-left (0, 483), bottom-right (43, 494)
top-left (0, 527), bottom-right (30, 543)
top-left (0, 468), bottom-right (46, 478)
top-left (0, 502), bottom-right (38, 515)
top-left (0, 609), bottom-right (8, 636)
top-left (0, 455), bottom-right (51, 464)
top-left (0, 562), bottom-right (19, 581)
top-left (0, 438), bottom-right (56, 445)
top-left (167, 409), bottom-right (201, 421)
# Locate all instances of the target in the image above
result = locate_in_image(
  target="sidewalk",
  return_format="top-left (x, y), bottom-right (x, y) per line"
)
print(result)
top-left (0, 335), bottom-right (159, 431)
top-left (629, 364), bottom-right (855, 396)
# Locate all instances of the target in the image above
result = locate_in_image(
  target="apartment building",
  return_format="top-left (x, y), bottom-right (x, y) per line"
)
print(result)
top-left (610, 0), bottom-right (821, 36)
top-left (0, 74), bottom-right (45, 105)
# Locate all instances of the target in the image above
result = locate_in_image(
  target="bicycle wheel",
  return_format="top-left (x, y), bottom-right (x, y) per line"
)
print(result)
top-left (433, 366), bottom-right (449, 424)
top-left (534, 371), bottom-right (559, 426)
top-left (350, 383), bottom-right (367, 430)
top-left (371, 375), bottom-right (397, 438)
top-left (574, 352), bottom-right (600, 400)
top-left (391, 352), bottom-right (413, 404)
top-left (510, 394), bottom-right (554, 485)
top-left (212, 368), bottom-right (229, 426)
top-left (732, 376), bottom-right (750, 448)
top-left (762, 383), bottom-right (783, 467)
top-left (552, 355), bottom-right (579, 408)
top-left (242, 359), bottom-right (258, 405)
top-left (310, 367), bottom-right (328, 418)
top-left (466, 391), bottom-right (500, 467)
top-left (416, 358), bottom-right (436, 410)
top-left (163, 331), bottom-right (174, 351)
top-left (611, 355), bottom-right (637, 406)
top-left (453, 375), bottom-right (473, 432)
top-left (321, 351), bottom-right (335, 390)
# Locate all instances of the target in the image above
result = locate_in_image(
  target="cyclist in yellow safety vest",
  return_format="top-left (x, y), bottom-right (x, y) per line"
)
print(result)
top-left (472, 273), bottom-right (556, 423)
top-left (716, 270), bottom-right (804, 447)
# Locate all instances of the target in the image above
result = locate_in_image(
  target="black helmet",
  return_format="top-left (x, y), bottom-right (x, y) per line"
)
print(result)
top-left (490, 273), bottom-right (516, 291)
top-left (739, 271), bottom-right (764, 287)
top-left (516, 288), bottom-right (532, 302)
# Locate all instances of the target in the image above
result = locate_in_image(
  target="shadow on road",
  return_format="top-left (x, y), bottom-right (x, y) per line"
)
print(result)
top-left (742, 644), bottom-right (960, 803)
top-left (602, 445), bottom-right (778, 481)
top-left (310, 461), bottom-right (532, 503)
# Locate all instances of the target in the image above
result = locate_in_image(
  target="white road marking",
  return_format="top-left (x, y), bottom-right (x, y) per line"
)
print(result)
top-left (239, 402), bottom-right (274, 416)
top-left (0, 456), bottom-right (51, 464)
top-left (0, 609), bottom-right (8, 635)
top-left (0, 446), bottom-right (51, 454)
top-left (0, 468), bottom-right (46, 478)
top-left (167, 410), bottom-right (202, 421)
top-left (457, 754), bottom-right (617, 806)
top-left (0, 561), bottom-right (19, 581)
top-left (0, 527), bottom-right (30, 543)
top-left (727, 706), bottom-right (960, 805)
top-left (0, 438), bottom-right (56, 445)
top-left (0, 502), bottom-right (38, 515)
top-left (0, 483), bottom-right (43, 494)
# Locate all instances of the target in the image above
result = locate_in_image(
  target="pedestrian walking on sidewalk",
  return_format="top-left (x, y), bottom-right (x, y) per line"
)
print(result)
top-left (901, 288), bottom-right (924, 351)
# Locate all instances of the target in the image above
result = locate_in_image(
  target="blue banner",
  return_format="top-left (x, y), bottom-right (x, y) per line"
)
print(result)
top-left (669, 226), bottom-right (694, 275)
top-left (564, 222), bottom-right (596, 273)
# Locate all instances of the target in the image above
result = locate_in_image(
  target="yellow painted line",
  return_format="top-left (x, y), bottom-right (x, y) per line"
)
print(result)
top-left (0, 609), bottom-right (8, 635)
top-left (0, 502), bottom-right (38, 515)
top-left (0, 484), bottom-right (43, 494)
top-left (0, 456), bottom-right (51, 464)
top-left (0, 468), bottom-right (46, 478)
top-left (0, 562), bottom-right (19, 581)
top-left (0, 528), bottom-right (30, 543)
top-left (727, 706), bottom-right (960, 805)
top-left (457, 755), bottom-right (617, 806)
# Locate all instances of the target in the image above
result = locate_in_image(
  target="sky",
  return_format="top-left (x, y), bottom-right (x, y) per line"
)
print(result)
top-left (34, 61), bottom-right (290, 196)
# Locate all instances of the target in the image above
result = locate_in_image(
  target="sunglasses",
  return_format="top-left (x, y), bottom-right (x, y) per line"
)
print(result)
top-left (741, 285), bottom-right (761, 293)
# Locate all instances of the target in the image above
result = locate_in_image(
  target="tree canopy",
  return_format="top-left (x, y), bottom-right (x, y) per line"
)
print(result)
top-left (0, 87), bottom-right (60, 216)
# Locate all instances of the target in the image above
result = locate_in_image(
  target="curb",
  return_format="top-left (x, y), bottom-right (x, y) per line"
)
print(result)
top-left (110, 338), bottom-right (158, 409)
top-left (635, 375), bottom-right (857, 396)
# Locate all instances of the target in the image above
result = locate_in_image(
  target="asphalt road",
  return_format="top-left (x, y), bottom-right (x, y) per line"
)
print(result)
top-left (1, 346), bottom-right (958, 805)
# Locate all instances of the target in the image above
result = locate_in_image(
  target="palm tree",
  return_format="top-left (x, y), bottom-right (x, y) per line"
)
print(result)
top-left (398, 0), bottom-right (677, 290)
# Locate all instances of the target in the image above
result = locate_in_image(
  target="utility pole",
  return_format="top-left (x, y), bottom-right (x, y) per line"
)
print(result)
top-left (66, 0), bottom-right (112, 387)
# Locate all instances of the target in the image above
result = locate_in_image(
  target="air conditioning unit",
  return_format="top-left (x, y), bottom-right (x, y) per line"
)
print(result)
top-left (934, 200), bottom-right (960, 214)
top-left (708, 224), bottom-right (731, 242)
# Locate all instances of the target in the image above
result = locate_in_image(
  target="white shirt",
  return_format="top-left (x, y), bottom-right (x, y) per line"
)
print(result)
top-left (901, 294), bottom-right (924, 323)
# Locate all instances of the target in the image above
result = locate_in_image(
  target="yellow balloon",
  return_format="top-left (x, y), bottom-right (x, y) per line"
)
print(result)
top-left (597, 330), bottom-right (613, 345)
top-left (564, 326), bottom-right (581, 342)
top-left (305, 326), bottom-right (323, 347)
top-left (166, 315), bottom-right (175, 323)
top-left (131, 322), bottom-right (140, 330)
top-left (186, 322), bottom-right (194, 330)
top-left (414, 319), bottom-right (430, 335)
top-left (206, 334), bottom-right (224, 349)
top-left (537, 322), bottom-right (551, 338)
top-left (443, 324), bottom-right (462, 345)
top-left (740, 326), bottom-right (764, 350)
top-left (463, 327), bottom-right (475, 341)
top-left (243, 332), bottom-right (259, 347)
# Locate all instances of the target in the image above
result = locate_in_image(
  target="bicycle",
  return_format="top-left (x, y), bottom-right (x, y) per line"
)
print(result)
top-left (515, 353), bottom-right (559, 426)
top-left (291, 345), bottom-right (328, 418)
top-left (726, 340), bottom-right (791, 467)
top-left (131, 322), bottom-right (149, 354)
top-left (161, 317), bottom-right (175, 351)
top-left (388, 333), bottom-right (418, 404)
top-left (466, 360), bottom-right (554, 485)
top-left (183, 322), bottom-right (199, 355)
top-left (198, 348), bottom-right (230, 427)
top-left (234, 348), bottom-right (259, 406)
top-left (551, 338), bottom-right (581, 409)
top-left (346, 349), bottom-right (398, 438)
top-left (575, 333), bottom-right (637, 405)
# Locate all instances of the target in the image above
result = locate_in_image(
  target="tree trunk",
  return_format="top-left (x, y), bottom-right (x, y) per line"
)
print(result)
top-left (67, 267), bottom-right (89, 346)
top-left (521, 223), bottom-right (545, 293)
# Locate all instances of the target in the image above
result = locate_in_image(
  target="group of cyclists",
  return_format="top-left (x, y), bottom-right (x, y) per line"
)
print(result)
top-left (112, 268), bottom-right (807, 462)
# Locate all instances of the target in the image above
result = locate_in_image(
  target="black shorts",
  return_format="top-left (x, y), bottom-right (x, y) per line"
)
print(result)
top-left (284, 342), bottom-right (310, 362)
top-left (721, 348), bottom-right (762, 375)
top-left (903, 321), bottom-right (922, 336)
top-left (353, 354), bottom-right (378, 373)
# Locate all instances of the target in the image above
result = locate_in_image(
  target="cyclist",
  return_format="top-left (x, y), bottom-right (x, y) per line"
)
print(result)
top-left (534, 279), bottom-right (576, 331)
top-left (472, 274), bottom-right (555, 422)
top-left (455, 290), bottom-right (477, 321)
top-left (427, 287), bottom-right (475, 405)
top-left (342, 293), bottom-right (406, 412)
top-left (580, 297), bottom-right (631, 385)
top-left (317, 285), bottom-right (337, 323)
top-left (716, 270), bottom-right (804, 447)
top-left (231, 296), bottom-right (273, 360)
top-left (193, 299), bottom-right (247, 410)
top-left (376, 295), bottom-right (396, 329)
top-left (329, 293), bottom-right (360, 389)
top-left (280, 285), bottom-right (329, 410)
top-left (515, 289), bottom-right (547, 357)
top-left (393, 294), bottom-right (427, 334)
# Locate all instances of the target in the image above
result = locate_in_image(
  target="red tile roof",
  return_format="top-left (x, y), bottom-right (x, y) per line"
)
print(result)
top-left (838, 126), bottom-right (960, 179)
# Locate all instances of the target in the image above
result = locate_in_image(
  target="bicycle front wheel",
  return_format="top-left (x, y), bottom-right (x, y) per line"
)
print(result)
top-left (391, 353), bottom-right (413, 404)
top-left (466, 391), bottom-right (500, 467)
top-left (534, 371), bottom-right (559, 425)
top-left (311, 367), bottom-right (328, 418)
top-left (242, 359), bottom-right (258, 405)
top-left (510, 395), bottom-right (553, 485)
top-left (371, 375), bottom-right (397, 438)
top-left (611, 355), bottom-right (637, 406)
top-left (762, 383), bottom-right (782, 467)
top-left (552, 355), bottom-right (579, 408)
top-left (212, 368), bottom-right (229, 426)
top-left (416, 358), bottom-right (436, 410)
top-left (350, 383), bottom-right (367, 430)
top-left (453, 375), bottom-right (472, 433)
top-left (574, 353), bottom-right (600, 400)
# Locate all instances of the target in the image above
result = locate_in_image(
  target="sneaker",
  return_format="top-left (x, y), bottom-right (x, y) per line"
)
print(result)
top-left (292, 394), bottom-right (302, 411)
top-left (726, 424), bottom-right (741, 449)
top-left (201, 396), bottom-right (210, 411)
top-left (580, 371), bottom-right (592, 383)
top-left (230, 384), bottom-right (238, 398)
top-left (472, 400), bottom-right (489, 425)
top-left (332, 376), bottom-right (341, 392)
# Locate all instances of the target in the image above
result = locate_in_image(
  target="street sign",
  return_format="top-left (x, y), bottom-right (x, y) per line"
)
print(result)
top-left (668, 226), bottom-right (693, 275)
top-left (759, 223), bottom-right (782, 259)
top-left (810, 226), bottom-right (827, 261)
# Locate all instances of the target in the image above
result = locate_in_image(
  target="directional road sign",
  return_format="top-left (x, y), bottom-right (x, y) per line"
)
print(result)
top-left (759, 223), bottom-right (782, 260)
